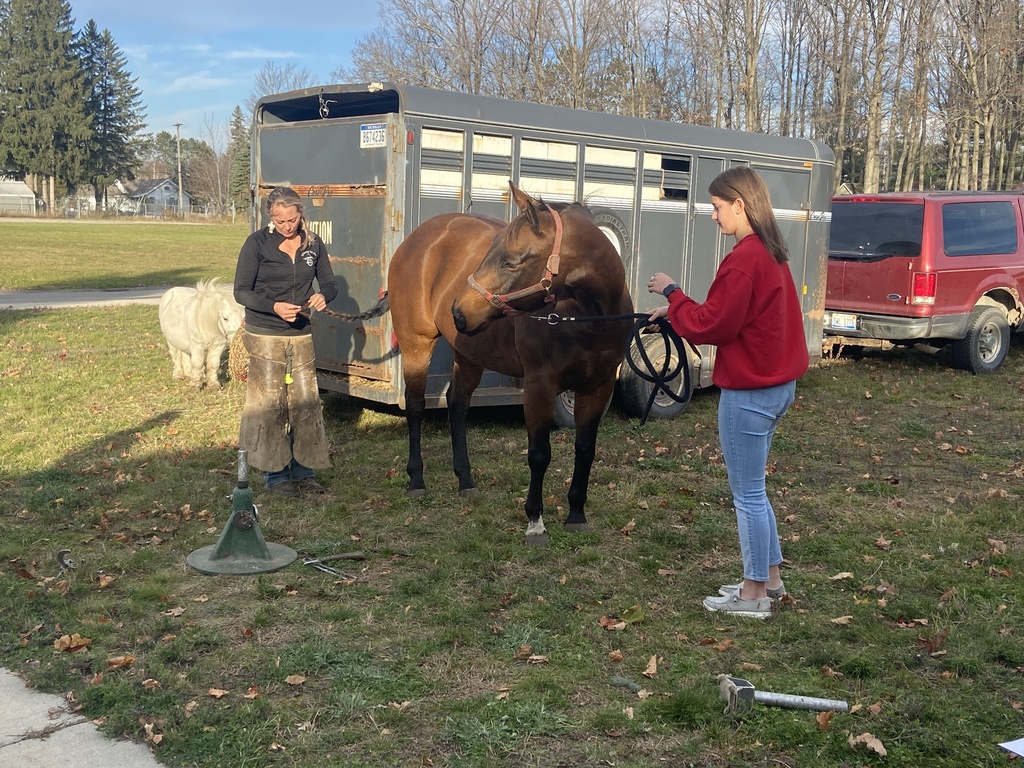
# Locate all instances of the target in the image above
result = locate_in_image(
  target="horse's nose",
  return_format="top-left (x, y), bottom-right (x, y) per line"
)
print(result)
top-left (452, 303), bottom-right (468, 333)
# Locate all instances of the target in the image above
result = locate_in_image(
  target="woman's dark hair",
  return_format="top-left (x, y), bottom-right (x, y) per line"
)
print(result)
top-left (266, 186), bottom-right (314, 249)
top-left (708, 167), bottom-right (789, 264)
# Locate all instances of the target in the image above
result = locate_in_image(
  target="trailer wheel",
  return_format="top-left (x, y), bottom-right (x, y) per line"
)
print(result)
top-left (951, 305), bottom-right (1009, 373)
top-left (617, 333), bottom-right (696, 420)
top-left (593, 210), bottom-right (631, 266)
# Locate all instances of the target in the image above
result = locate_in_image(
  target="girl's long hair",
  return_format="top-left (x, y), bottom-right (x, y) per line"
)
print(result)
top-left (709, 167), bottom-right (789, 264)
top-left (266, 186), bottom-right (316, 250)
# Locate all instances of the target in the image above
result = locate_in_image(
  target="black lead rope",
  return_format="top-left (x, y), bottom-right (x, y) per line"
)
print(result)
top-left (530, 312), bottom-right (694, 426)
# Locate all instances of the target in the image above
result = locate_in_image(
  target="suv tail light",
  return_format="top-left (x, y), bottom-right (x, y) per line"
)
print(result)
top-left (912, 272), bottom-right (936, 305)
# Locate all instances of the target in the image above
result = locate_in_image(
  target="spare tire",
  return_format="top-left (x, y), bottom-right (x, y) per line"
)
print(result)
top-left (618, 333), bottom-right (696, 420)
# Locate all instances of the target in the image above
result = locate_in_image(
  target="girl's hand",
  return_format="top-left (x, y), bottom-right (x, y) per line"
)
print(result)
top-left (647, 304), bottom-right (669, 323)
top-left (647, 272), bottom-right (676, 295)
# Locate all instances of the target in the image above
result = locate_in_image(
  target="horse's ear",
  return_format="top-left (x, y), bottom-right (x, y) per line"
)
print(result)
top-left (508, 181), bottom-right (541, 232)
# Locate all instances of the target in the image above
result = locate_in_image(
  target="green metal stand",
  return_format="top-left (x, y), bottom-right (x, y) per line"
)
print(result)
top-left (187, 450), bottom-right (297, 575)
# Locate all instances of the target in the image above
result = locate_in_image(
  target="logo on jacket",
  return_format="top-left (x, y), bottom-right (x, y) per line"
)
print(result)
top-left (302, 251), bottom-right (316, 267)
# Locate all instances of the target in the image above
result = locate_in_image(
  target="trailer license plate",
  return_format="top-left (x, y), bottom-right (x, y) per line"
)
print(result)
top-left (360, 123), bottom-right (386, 148)
top-left (830, 313), bottom-right (857, 330)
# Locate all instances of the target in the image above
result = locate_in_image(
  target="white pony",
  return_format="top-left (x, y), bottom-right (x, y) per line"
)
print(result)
top-left (158, 278), bottom-right (245, 389)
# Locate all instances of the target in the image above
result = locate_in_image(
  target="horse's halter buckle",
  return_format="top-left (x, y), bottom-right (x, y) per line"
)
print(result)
top-left (466, 207), bottom-right (563, 316)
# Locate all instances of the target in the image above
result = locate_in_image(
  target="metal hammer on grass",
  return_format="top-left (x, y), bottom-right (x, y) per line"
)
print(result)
top-left (717, 674), bottom-right (849, 714)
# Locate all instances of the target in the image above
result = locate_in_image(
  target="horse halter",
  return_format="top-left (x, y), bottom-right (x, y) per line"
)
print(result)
top-left (466, 207), bottom-right (563, 316)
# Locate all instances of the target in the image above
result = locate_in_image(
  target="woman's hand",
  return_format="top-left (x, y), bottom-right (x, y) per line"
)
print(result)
top-left (273, 301), bottom-right (303, 322)
top-left (305, 292), bottom-right (327, 312)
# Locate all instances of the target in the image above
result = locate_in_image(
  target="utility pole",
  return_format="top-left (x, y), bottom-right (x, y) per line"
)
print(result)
top-left (174, 123), bottom-right (184, 217)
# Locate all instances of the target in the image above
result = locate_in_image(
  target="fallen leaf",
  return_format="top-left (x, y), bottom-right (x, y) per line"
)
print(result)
top-left (527, 655), bottom-right (548, 664)
top-left (848, 731), bottom-right (887, 756)
top-left (620, 604), bottom-right (645, 624)
top-left (142, 678), bottom-right (161, 689)
top-left (598, 615), bottom-right (626, 631)
top-left (96, 575), bottom-right (116, 589)
top-left (821, 665), bottom-right (844, 679)
top-left (243, 686), bottom-right (259, 699)
top-left (875, 535), bottom-right (892, 551)
top-left (107, 654), bottom-right (136, 670)
top-left (712, 639), bottom-right (735, 652)
top-left (816, 710), bottom-right (833, 730)
top-left (642, 655), bottom-right (658, 678)
top-left (831, 615), bottom-right (854, 626)
top-left (620, 520), bottom-right (637, 534)
top-left (285, 675), bottom-right (307, 686)
top-left (208, 688), bottom-right (229, 698)
top-left (608, 649), bottom-right (624, 663)
top-left (830, 572), bottom-right (854, 581)
top-left (53, 633), bottom-right (92, 653)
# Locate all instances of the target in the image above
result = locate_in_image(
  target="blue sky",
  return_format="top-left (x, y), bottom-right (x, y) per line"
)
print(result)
top-left (70, 0), bottom-right (380, 140)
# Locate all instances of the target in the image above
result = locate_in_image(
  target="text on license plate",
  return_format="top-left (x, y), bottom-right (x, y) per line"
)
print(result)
top-left (830, 313), bottom-right (857, 330)
top-left (360, 123), bottom-right (386, 149)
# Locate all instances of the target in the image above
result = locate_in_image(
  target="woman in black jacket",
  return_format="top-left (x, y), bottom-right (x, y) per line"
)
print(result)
top-left (233, 186), bottom-right (338, 496)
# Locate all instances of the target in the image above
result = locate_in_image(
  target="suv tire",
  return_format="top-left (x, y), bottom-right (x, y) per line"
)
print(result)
top-left (951, 305), bottom-right (1009, 374)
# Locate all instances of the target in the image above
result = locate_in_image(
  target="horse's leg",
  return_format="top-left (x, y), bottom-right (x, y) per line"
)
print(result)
top-left (448, 356), bottom-right (484, 495)
top-left (563, 379), bottom-right (617, 532)
top-left (400, 341), bottom-right (435, 498)
top-left (204, 343), bottom-right (223, 389)
top-left (169, 345), bottom-right (186, 380)
top-left (521, 385), bottom-right (556, 545)
top-left (187, 344), bottom-right (205, 389)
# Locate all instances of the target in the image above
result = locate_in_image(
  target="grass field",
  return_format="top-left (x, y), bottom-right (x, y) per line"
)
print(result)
top-left (1, 221), bottom-right (1023, 767)
top-left (2, 219), bottom-right (247, 290)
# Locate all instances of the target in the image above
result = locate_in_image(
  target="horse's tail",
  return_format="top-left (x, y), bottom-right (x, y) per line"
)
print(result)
top-left (319, 292), bottom-right (390, 322)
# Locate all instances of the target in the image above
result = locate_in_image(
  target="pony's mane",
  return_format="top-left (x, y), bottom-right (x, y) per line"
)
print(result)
top-left (193, 277), bottom-right (234, 325)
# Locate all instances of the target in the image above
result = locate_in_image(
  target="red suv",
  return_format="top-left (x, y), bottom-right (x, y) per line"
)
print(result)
top-left (824, 191), bottom-right (1024, 372)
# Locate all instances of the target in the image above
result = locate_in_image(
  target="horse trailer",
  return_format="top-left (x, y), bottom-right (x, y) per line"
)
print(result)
top-left (251, 82), bottom-right (835, 420)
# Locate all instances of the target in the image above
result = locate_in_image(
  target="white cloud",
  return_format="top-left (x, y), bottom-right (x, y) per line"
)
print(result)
top-left (224, 48), bottom-right (301, 61)
top-left (162, 74), bottom-right (236, 94)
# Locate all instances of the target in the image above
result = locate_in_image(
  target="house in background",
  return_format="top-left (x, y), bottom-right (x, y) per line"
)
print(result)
top-left (0, 180), bottom-right (37, 215)
top-left (63, 178), bottom-right (193, 217)
top-left (130, 178), bottom-right (191, 216)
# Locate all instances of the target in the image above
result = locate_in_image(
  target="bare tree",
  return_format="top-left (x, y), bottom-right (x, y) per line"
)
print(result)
top-left (245, 61), bottom-right (317, 117)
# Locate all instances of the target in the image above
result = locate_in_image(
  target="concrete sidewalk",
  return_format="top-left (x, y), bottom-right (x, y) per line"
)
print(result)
top-left (0, 670), bottom-right (164, 767)
top-left (0, 287), bottom-right (171, 310)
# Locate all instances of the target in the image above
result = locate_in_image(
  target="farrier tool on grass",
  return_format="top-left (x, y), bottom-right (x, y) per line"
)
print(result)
top-left (717, 674), bottom-right (850, 714)
top-left (187, 449), bottom-right (298, 575)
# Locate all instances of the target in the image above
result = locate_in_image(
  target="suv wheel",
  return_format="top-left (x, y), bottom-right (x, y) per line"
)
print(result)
top-left (951, 305), bottom-right (1010, 374)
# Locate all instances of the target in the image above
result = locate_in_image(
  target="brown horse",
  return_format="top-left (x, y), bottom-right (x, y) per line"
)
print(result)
top-left (384, 182), bottom-right (633, 544)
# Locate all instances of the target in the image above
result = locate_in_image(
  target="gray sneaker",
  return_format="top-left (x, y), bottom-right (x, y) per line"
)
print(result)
top-left (703, 592), bottom-right (772, 619)
top-left (718, 581), bottom-right (786, 600)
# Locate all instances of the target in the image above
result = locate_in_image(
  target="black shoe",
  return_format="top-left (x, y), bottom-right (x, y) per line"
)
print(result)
top-left (295, 478), bottom-right (327, 495)
top-left (267, 482), bottom-right (299, 497)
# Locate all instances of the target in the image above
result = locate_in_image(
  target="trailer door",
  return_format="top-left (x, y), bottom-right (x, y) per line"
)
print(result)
top-left (257, 117), bottom-right (399, 384)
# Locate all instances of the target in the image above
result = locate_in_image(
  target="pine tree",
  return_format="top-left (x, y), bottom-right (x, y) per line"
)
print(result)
top-left (0, 0), bottom-right (91, 208)
top-left (228, 105), bottom-right (251, 212)
top-left (78, 19), bottom-right (146, 211)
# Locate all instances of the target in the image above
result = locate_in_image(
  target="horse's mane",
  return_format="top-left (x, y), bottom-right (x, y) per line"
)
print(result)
top-left (193, 277), bottom-right (234, 325)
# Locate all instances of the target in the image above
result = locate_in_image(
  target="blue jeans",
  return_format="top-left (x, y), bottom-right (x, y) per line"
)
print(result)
top-left (718, 382), bottom-right (796, 582)
top-left (265, 428), bottom-right (314, 488)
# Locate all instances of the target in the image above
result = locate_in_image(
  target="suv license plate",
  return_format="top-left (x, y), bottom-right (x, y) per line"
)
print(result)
top-left (830, 313), bottom-right (857, 330)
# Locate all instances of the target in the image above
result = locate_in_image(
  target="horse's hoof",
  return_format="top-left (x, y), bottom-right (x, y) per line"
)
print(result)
top-left (525, 532), bottom-right (549, 547)
top-left (406, 488), bottom-right (427, 499)
top-left (458, 487), bottom-right (480, 497)
top-left (563, 522), bottom-right (593, 533)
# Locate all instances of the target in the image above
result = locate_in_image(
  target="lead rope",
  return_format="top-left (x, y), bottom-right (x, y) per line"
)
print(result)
top-left (530, 312), bottom-right (695, 426)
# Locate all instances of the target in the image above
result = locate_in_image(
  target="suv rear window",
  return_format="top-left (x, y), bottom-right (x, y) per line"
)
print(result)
top-left (941, 201), bottom-right (1018, 256)
top-left (828, 202), bottom-right (924, 261)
